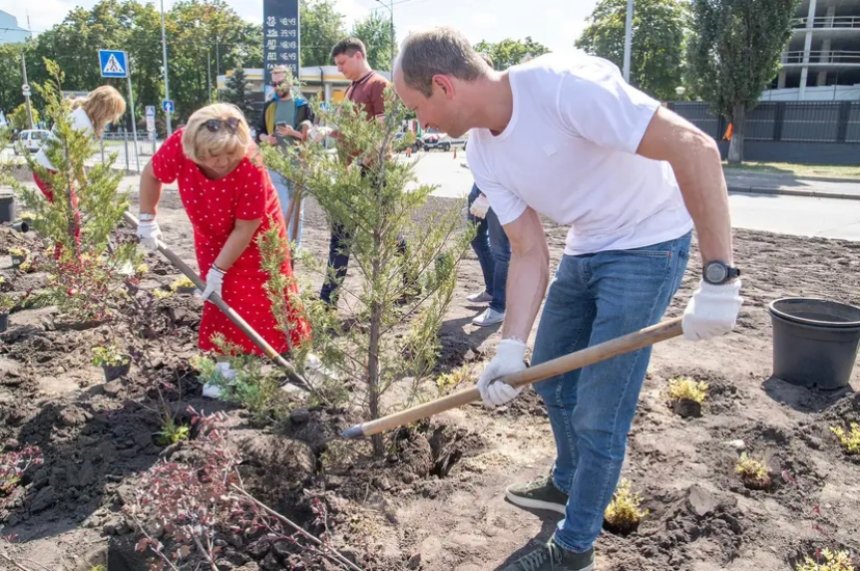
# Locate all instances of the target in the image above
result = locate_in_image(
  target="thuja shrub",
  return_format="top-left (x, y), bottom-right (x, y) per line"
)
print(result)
top-left (13, 60), bottom-right (140, 322)
top-left (264, 89), bottom-right (473, 457)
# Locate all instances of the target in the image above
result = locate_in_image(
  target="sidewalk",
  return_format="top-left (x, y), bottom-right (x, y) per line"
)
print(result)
top-left (724, 169), bottom-right (860, 201)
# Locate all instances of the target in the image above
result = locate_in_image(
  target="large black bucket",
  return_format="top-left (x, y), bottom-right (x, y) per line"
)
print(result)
top-left (0, 193), bottom-right (14, 223)
top-left (768, 297), bottom-right (860, 390)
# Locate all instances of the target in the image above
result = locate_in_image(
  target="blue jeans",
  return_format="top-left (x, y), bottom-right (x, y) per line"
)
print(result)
top-left (531, 232), bottom-right (691, 554)
top-left (269, 168), bottom-right (303, 248)
top-left (467, 185), bottom-right (510, 312)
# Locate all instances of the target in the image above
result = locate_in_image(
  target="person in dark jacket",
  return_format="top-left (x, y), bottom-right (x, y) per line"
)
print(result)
top-left (257, 65), bottom-right (314, 247)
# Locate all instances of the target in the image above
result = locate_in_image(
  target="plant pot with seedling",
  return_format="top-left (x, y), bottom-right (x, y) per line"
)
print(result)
top-left (8, 247), bottom-right (28, 269)
top-left (170, 276), bottom-right (197, 295)
top-left (603, 479), bottom-right (649, 536)
top-left (666, 375), bottom-right (708, 419)
top-left (92, 345), bottom-right (131, 382)
top-left (735, 452), bottom-right (773, 491)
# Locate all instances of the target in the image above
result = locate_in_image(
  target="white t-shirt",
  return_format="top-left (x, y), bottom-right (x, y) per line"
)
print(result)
top-left (34, 107), bottom-right (95, 171)
top-left (467, 52), bottom-right (693, 256)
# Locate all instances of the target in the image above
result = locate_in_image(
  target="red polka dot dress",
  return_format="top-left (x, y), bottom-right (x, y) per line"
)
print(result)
top-left (151, 130), bottom-right (310, 355)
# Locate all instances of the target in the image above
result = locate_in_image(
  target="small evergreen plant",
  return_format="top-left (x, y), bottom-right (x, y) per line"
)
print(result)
top-left (263, 89), bottom-right (473, 457)
top-left (830, 423), bottom-right (860, 455)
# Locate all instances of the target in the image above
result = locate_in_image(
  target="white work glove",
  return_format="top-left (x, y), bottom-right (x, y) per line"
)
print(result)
top-left (477, 339), bottom-right (528, 407)
top-left (682, 279), bottom-right (743, 341)
top-left (198, 265), bottom-right (225, 302)
top-left (469, 194), bottom-right (491, 219)
top-left (136, 219), bottom-right (162, 252)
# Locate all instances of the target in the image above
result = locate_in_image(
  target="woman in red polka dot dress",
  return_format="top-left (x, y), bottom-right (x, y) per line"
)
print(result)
top-left (136, 103), bottom-right (310, 370)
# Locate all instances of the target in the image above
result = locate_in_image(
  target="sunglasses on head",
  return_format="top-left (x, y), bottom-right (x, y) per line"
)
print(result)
top-left (203, 118), bottom-right (240, 133)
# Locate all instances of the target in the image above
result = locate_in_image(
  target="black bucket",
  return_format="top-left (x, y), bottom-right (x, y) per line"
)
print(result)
top-left (0, 193), bottom-right (14, 224)
top-left (768, 298), bottom-right (860, 390)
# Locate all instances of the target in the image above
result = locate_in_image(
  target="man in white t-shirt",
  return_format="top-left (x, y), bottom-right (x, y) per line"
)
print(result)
top-left (394, 28), bottom-right (742, 571)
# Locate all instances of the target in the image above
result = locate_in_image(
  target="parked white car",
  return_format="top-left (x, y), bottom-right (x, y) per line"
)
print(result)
top-left (14, 129), bottom-right (51, 154)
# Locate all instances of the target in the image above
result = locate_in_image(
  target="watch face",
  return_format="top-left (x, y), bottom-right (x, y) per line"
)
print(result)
top-left (705, 262), bottom-right (728, 284)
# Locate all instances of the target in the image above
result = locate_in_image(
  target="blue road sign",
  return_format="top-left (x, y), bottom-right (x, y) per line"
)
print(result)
top-left (98, 50), bottom-right (128, 79)
top-left (162, 100), bottom-right (175, 113)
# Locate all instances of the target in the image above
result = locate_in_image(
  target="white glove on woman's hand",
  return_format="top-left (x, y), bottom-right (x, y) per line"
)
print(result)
top-left (198, 266), bottom-right (225, 302)
top-left (477, 339), bottom-right (527, 407)
top-left (682, 279), bottom-right (743, 341)
top-left (137, 219), bottom-right (162, 252)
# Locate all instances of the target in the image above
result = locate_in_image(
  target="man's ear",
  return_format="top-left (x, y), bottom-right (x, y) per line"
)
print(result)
top-left (431, 74), bottom-right (455, 98)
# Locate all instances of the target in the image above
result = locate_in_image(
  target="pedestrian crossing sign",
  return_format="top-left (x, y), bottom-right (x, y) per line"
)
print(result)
top-left (98, 50), bottom-right (128, 78)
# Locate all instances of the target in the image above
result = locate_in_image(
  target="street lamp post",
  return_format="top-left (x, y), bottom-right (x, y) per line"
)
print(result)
top-left (160, 0), bottom-right (173, 136)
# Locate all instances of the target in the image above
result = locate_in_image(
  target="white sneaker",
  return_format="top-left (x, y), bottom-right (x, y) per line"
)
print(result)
top-left (472, 307), bottom-right (505, 327)
top-left (466, 290), bottom-right (493, 304)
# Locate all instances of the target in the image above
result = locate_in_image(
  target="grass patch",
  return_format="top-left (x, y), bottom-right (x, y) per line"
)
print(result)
top-left (723, 161), bottom-right (860, 180)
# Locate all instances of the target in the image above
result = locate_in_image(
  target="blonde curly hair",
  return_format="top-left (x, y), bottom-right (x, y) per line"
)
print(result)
top-left (181, 103), bottom-right (252, 164)
top-left (72, 86), bottom-right (126, 137)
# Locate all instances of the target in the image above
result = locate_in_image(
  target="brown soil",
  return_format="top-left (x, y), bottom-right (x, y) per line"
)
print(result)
top-left (1, 187), bottom-right (859, 571)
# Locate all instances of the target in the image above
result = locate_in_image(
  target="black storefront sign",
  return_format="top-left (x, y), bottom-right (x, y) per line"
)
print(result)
top-left (263, 0), bottom-right (300, 84)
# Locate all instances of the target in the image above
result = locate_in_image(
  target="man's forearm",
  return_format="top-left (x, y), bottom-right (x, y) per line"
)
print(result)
top-left (672, 140), bottom-right (733, 265)
top-left (501, 250), bottom-right (549, 343)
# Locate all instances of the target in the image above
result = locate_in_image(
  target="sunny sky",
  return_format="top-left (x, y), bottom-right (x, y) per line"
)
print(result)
top-left (1, 0), bottom-right (599, 53)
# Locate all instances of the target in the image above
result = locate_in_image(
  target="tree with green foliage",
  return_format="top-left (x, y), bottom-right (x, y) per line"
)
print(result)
top-left (300, 0), bottom-right (347, 66)
top-left (0, 44), bottom-right (25, 114)
top-left (576, 0), bottom-right (690, 101)
top-left (687, 0), bottom-right (799, 163)
top-left (473, 37), bottom-right (550, 70)
top-left (8, 103), bottom-right (38, 131)
top-left (263, 92), bottom-right (473, 457)
top-left (351, 11), bottom-right (395, 71)
top-left (223, 67), bottom-right (255, 121)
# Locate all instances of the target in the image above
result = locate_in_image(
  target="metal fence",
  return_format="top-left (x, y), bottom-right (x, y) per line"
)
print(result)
top-left (670, 101), bottom-right (860, 144)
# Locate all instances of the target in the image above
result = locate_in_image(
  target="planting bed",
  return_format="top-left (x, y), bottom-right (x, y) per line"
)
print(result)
top-left (0, 190), bottom-right (859, 570)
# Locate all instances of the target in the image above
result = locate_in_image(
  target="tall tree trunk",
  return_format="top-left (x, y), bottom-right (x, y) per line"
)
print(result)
top-left (727, 103), bottom-right (745, 164)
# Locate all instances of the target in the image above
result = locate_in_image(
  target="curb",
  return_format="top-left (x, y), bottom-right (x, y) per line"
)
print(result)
top-left (727, 186), bottom-right (860, 201)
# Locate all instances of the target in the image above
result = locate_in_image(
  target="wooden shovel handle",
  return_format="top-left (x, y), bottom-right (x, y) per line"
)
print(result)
top-left (343, 317), bottom-right (683, 439)
top-left (123, 211), bottom-right (311, 392)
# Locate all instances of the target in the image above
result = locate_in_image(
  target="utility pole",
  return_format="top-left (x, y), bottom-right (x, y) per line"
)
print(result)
top-left (21, 52), bottom-right (34, 129)
top-left (622, 0), bottom-right (633, 82)
top-left (160, 0), bottom-right (173, 136)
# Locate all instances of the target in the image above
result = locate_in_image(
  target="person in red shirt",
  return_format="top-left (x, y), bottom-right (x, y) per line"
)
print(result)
top-left (136, 103), bottom-right (310, 392)
top-left (320, 37), bottom-right (407, 306)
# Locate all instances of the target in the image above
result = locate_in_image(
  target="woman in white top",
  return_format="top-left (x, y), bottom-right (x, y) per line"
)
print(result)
top-left (31, 85), bottom-right (126, 254)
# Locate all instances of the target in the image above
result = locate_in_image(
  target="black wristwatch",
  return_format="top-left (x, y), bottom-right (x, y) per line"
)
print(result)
top-left (703, 261), bottom-right (741, 285)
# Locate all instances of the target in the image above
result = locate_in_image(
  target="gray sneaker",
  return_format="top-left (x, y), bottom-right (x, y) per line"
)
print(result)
top-left (505, 474), bottom-right (568, 515)
top-left (466, 290), bottom-right (493, 304)
top-left (472, 307), bottom-right (505, 327)
top-left (501, 536), bottom-right (594, 571)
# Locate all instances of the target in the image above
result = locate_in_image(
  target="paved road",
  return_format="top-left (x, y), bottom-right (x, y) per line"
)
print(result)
top-left (410, 151), bottom-right (860, 241)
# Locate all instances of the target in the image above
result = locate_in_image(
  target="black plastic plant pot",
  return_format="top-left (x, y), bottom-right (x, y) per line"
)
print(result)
top-left (102, 360), bottom-right (131, 382)
top-left (0, 194), bottom-right (14, 224)
top-left (672, 398), bottom-right (702, 418)
top-left (11, 255), bottom-right (25, 268)
top-left (176, 286), bottom-right (197, 295)
top-left (769, 297), bottom-right (860, 390)
top-left (0, 312), bottom-right (8, 333)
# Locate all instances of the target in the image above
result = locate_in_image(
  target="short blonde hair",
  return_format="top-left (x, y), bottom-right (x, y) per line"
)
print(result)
top-left (80, 86), bottom-right (126, 137)
top-left (181, 103), bottom-right (251, 164)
